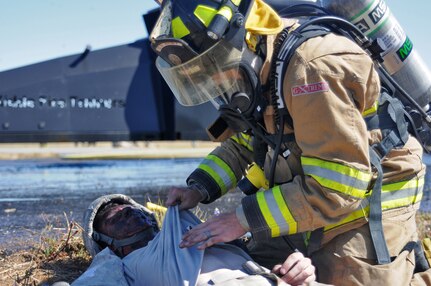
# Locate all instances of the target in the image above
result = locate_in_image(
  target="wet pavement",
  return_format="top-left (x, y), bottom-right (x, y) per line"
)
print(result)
top-left (0, 158), bottom-right (244, 251)
top-left (1, 155), bottom-right (431, 251)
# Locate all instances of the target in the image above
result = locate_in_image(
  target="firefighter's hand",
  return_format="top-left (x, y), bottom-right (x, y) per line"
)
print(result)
top-left (179, 211), bottom-right (246, 250)
top-left (271, 251), bottom-right (316, 286)
top-left (166, 186), bottom-right (203, 210)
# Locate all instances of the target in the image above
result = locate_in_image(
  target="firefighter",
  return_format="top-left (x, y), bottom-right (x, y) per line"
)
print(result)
top-left (150, 0), bottom-right (430, 284)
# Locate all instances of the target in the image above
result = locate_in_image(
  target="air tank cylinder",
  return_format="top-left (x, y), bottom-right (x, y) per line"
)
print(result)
top-left (321, 0), bottom-right (431, 109)
top-left (266, 0), bottom-right (431, 109)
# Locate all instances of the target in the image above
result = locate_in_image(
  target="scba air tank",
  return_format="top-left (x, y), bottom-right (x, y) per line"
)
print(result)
top-left (321, 0), bottom-right (431, 108)
top-left (266, 0), bottom-right (431, 109)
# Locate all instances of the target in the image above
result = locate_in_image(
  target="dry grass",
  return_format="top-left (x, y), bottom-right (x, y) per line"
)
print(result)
top-left (1, 210), bottom-right (430, 286)
top-left (0, 214), bottom-right (91, 286)
top-left (417, 212), bottom-right (431, 240)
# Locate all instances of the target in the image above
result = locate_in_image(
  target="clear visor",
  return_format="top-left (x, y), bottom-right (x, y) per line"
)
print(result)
top-left (156, 40), bottom-right (253, 107)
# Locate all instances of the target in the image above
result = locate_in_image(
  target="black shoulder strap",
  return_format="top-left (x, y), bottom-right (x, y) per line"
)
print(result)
top-left (366, 90), bottom-right (409, 157)
top-left (368, 148), bottom-right (391, 264)
top-left (365, 90), bottom-right (409, 264)
top-left (270, 24), bottom-right (331, 130)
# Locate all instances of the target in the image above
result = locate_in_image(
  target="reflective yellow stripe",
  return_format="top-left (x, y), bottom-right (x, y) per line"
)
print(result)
top-left (199, 164), bottom-right (226, 193)
top-left (172, 17), bottom-right (190, 39)
top-left (301, 156), bottom-right (372, 198)
top-left (273, 187), bottom-right (297, 234)
top-left (382, 177), bottom-right (424, 192)
top-left (382, 193), bottom-right (423, 211)
top-left (194, 5), bottom-right (217, 27)
top-left (230, 133), bottom-right (253, 152)
top-left (304, 231), bottom-right (312, 247)
top-left (324, 176), bottom-right (424, 232)
top-left (198, 155), bottom-right (237, 194)
top-left (362, 100), bottom-right (378, 117)
top-left (256, 191), bottom-right (279, 237)
top-left (231, 0), bottom-right (241, 6)
top-left (302, 157), bottom-right (372, 181)
top-left (310, 175), bottom-right (367, 198)
top-left (256, 187), bottom-right (297, 237)
top-left (324, 205), bottom-right (370, 232)
top-left (381, 177), bottom-right (424, 210)
top-left (217, 6), bottom-right (233, 21)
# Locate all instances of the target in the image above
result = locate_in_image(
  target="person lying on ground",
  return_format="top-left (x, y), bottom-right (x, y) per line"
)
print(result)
top-left (71, 194), bottom-right (320, 286)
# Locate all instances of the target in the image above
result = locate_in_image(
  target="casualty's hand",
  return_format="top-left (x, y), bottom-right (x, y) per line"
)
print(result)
top-left (271, 251), bottom-right (316, 286)
top-left (166, 186), bottom-right (203, 210)
top-left (179, 211), bottom-right (246, 250)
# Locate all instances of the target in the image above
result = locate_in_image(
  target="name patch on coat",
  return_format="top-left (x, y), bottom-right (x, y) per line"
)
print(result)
top-left (291, 81), bottom-right (329, 96)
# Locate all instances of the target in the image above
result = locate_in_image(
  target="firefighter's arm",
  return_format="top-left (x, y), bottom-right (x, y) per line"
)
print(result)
top-left (184, 132), bottom-right (255, 204)
top-left (240, 35), bottom-right (379, 240)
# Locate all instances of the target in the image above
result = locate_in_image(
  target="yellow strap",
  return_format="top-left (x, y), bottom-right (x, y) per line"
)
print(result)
top-left (146, 202), bottom-right (167, 214)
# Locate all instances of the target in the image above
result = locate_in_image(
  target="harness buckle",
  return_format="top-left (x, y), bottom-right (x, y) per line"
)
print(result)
top-left (370, 143), bottom-right (385, 162)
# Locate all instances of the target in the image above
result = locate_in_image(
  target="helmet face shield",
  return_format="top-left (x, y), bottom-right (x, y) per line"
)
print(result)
top-left (156, 40), bottom-right (254, 107)
top-left (151, 0), bottom-right (261, 108)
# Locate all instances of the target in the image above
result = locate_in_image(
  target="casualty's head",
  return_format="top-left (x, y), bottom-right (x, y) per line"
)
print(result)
top-left (83, 194), bottom-right (160, 258)
top-left (150, 0), bottom-right (283, 132)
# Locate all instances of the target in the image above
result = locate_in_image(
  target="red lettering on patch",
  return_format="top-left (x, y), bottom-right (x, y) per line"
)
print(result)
top-left (291, 81), bottom-right (329, 96)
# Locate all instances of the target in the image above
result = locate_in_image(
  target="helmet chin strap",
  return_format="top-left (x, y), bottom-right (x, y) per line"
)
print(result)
top-left (93, 228), bottom-right (157, 257)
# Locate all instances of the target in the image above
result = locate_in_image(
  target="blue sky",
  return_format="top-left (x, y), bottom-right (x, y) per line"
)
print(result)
top-left (0, 0), bottom-right (430, 72)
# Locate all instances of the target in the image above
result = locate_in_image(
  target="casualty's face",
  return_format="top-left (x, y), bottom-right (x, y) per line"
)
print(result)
top-left (101, 204), bottom-right (156, 240)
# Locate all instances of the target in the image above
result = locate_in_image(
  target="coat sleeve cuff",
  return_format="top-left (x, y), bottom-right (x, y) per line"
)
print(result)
top-left (187, 169), bottom-right (222, 204)
top-left (235, 206), bottom-right (250, 231)
top-left (188, 181), bottom-right (209, 202)
top-left (241, 195), bottom-right (272, 241)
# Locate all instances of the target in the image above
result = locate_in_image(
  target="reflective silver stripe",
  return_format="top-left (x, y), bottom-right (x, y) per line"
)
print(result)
top-left (301, 156), bottom-right (372, 198)
top-left (231, 133), bottom-right (253, 152)
top-left (324, 177), bottom-right (424, 232)
top-left (260, 189), bottom-right (291, 235)
top-left (324, 201), bottom-right (370, 232)
top-left (381, 184), bottom-right (423, 202)
top-left (199, 156), bottom-right (234, 192)
top-left (303, 165), bottom-right (370, 191)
